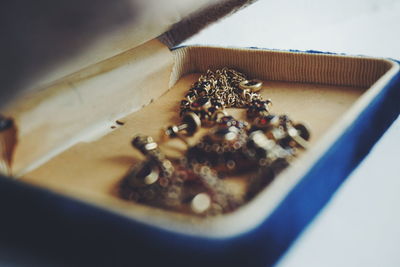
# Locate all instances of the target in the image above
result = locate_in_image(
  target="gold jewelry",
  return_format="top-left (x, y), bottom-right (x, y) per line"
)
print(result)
top-left (164, 112), bottom-right (201, 138)
top-left (239, 79), bottom-right (263, 93)
top-left (120, 68), bottom-right (310, 216)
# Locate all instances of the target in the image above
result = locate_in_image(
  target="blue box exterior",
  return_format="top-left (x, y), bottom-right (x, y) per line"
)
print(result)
top-left (0, 54), bottom-right (399, 266)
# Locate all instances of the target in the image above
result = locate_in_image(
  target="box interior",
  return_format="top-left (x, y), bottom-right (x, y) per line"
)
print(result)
top-left (1, 40), bottom-right (396, 237)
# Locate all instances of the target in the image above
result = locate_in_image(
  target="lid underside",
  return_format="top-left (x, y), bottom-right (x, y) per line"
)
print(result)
top-left (0, 0), bottom-right (255, 108)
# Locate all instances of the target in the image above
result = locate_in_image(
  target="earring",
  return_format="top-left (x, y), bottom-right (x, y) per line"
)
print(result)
top-left (188, 164), bottom-right (243, 215)
top-left (252, 114), bottom-right (310, 149)
top-left (164, 112), bottom-right (201, 138)
top-left (185, 116), bottom-right (250, 173)
top-left (120, 135), bottom-right (184, 209)
top-left (245, 130), bottom-right (291, 199)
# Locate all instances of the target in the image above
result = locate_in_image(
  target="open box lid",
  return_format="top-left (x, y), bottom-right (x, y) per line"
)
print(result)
top-left (0, 0), bottom-right (255, 107)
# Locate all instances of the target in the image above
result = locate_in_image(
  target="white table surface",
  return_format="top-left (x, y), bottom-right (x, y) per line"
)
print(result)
top-left (183, 1), bottom-right (400, 266)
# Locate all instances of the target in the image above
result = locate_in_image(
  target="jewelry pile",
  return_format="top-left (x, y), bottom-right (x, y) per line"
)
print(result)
top-left (119, 68), bottom-right (310, 216)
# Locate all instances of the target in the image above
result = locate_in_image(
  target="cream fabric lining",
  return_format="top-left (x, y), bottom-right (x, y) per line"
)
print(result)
top-left (4, 40), bottom-right (174, 175)
top-left (20, 75), bottom-right (365, 231)
top-left (171, 46), bottom-right (391, 88)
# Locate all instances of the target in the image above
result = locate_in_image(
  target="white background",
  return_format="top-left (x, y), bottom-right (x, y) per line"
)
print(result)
top-left (183, 1), bottom-right (400, 266)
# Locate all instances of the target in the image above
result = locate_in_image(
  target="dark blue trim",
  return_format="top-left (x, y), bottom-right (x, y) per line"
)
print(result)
top-left (0, 57), bottom-right (399, 266)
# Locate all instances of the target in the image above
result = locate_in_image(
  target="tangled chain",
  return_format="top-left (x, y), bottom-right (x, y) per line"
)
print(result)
top-left (195, 68), bottom-right (263, 108)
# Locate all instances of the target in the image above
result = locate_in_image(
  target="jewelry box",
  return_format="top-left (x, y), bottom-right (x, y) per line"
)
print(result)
top-left (1, 1), bottom-right (399, 266)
